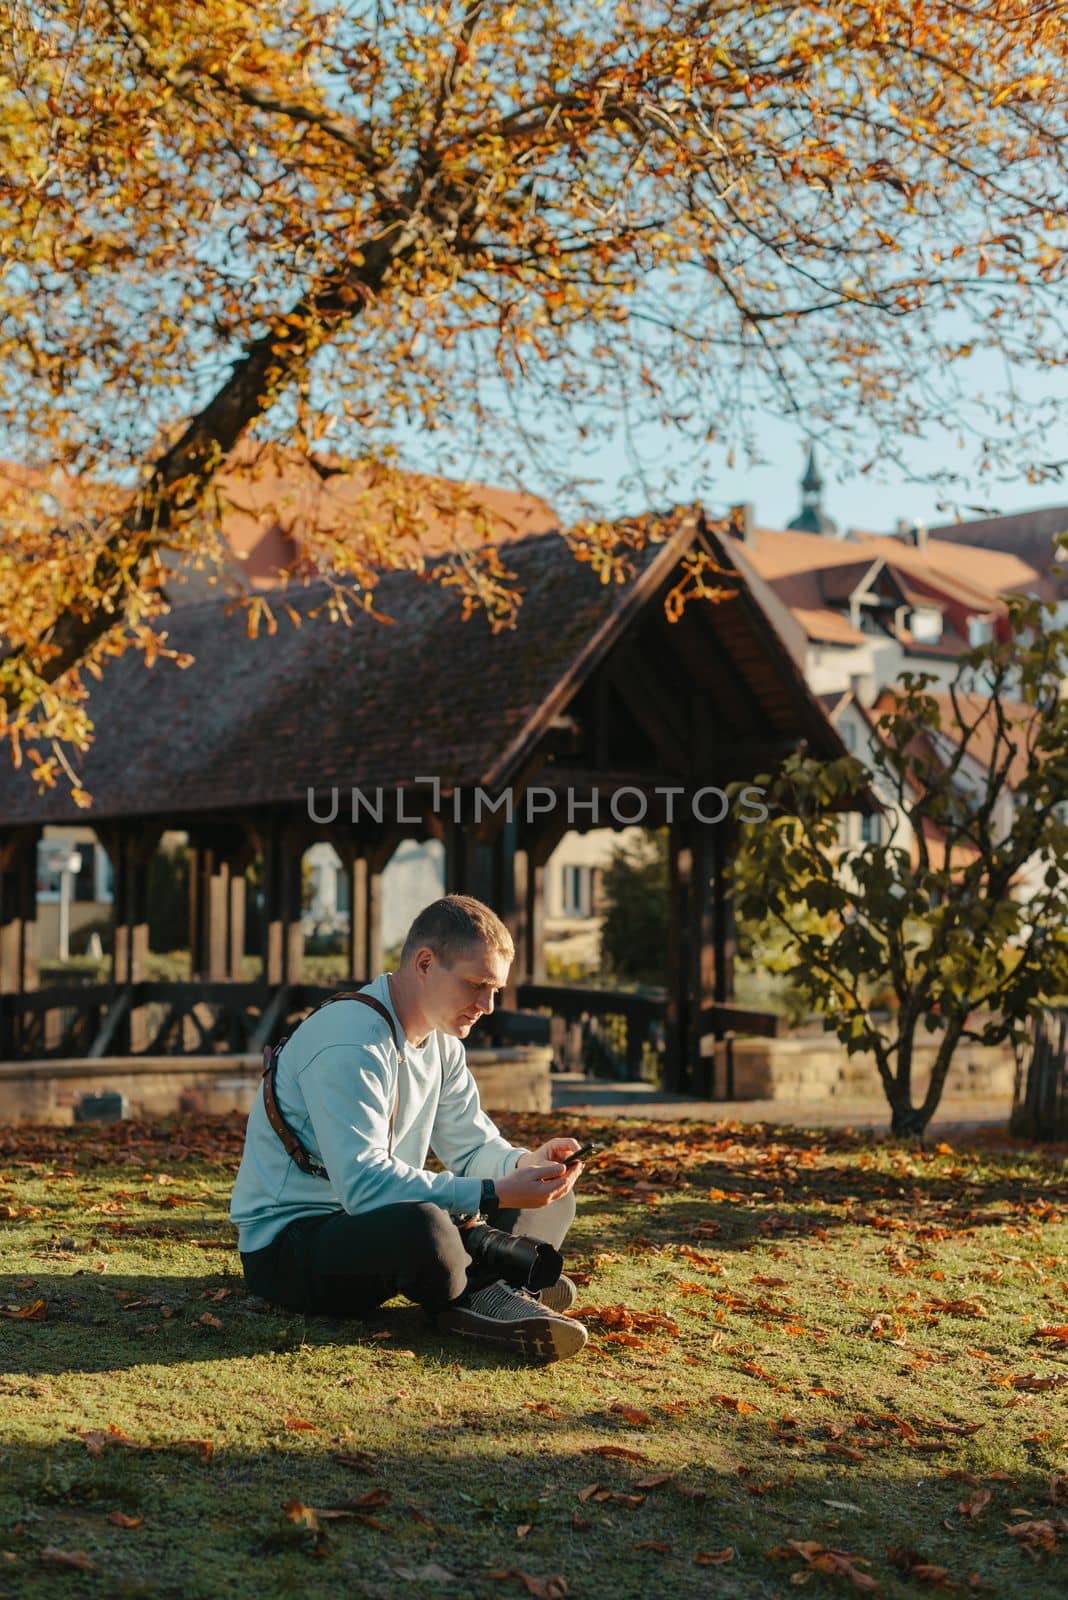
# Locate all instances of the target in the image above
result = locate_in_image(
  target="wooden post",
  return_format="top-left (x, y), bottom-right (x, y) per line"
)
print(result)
top-left (347, 854), bottom-right (369, 982)
top-left (665, 822), bottom-right (691, 1094)
top-left (342, 842), bottom-right (387, 983)
top-left (262, 821), bottom-right (305, 986)
top-left (107, 826), bottom-right (156, 1052)
top-left (0, 830), bottom-right (40, 1057)
top-left (228, 870), bottom-right (246, 982)
top-left (666, 819), bottom-right (716, 1096)
top-left (366, 851), bottom-right (383, 978)
top-left (711, 819), bottom-right (737, 1005)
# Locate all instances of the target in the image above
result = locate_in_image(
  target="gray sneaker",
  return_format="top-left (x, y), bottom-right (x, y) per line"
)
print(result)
top-left (436, 1279), bottom-right (588, 1363)
top-left (538, 1274), bottom-right (578, 1314)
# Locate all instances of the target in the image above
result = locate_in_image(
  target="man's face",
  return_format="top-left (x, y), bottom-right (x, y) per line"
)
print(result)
top-left (415, 939), bottom-right (512, 1038)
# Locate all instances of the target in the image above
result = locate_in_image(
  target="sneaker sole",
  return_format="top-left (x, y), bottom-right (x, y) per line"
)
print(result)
top-left (437, 1306), bottom-right (588, 1364)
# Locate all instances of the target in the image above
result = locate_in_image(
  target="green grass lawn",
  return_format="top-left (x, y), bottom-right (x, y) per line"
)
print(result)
top-left (1, 1113), bottom-right (1066, 1599)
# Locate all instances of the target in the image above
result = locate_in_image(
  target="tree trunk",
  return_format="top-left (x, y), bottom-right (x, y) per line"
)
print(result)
top-left (889, 1101), bottom-right (929, 1138)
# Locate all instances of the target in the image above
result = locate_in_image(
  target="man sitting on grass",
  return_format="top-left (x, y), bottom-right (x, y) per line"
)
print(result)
top-left (231, 894), bottom-right (587, 1363)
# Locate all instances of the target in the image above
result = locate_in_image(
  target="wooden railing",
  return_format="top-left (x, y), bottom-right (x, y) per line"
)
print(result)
top-left (1, 979), bottom-right (782, 1096)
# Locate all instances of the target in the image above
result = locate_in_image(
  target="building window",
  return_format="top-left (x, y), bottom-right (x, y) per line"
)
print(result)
top-left (860, 813), bottom-right (882, 846)
top-left (561, 864), bottom-right (593, 917)
top-left (968, 615), bottom-right (994, 647)
top-left (910, 607), bottom-right (943, 644)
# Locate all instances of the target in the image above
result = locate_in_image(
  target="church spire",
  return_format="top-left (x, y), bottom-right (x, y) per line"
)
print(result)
top-left (787, 445), bottom-right (837, 535)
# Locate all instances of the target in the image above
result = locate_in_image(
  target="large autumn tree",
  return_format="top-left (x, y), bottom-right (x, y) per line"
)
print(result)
top-left (2, 0), bottom-right (1066, 796)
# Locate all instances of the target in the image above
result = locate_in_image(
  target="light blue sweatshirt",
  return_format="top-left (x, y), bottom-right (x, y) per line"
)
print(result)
top-left (230, 974), bottom-right (528, 1253)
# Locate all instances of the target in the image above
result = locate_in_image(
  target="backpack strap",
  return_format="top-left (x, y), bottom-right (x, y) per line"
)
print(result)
top-left (261, 991), bottom-right (401, 1182)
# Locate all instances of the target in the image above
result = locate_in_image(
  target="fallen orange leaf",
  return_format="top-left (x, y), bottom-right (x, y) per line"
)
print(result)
top-left (106, 1511), bottom-right (144, 1529)
top-left (0, 1298), bottom-right (46, 1320)
top-left (585, 1445), bottom-right (649, 1462)
top-left (958, 1489), bottom-right (991, 1520)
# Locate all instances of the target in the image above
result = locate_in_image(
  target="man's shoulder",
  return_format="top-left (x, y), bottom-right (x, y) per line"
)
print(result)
top-left (285, 990), bottom-right (398, 1066)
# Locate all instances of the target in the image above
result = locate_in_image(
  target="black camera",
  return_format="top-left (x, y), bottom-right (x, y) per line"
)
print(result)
top-left (460, 1221), bottom-right (563, 1293)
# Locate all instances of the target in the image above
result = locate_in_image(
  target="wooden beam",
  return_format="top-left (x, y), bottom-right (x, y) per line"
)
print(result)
top-left (262, 819), bottom-right (305, 985)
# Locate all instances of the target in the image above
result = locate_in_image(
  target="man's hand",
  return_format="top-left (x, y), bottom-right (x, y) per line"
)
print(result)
top-left (517, 1137), bottom-right (584, 1171)
top-left (498, 1137), bottom-right (585, 1208)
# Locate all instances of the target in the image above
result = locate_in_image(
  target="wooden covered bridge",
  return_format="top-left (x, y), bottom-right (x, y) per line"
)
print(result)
top-left (0, 509), bottom-right (845, 1094)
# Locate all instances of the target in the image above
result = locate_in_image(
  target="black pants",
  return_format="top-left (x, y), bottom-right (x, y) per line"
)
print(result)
top-left (240, 1191), bottom-right (577, 1318)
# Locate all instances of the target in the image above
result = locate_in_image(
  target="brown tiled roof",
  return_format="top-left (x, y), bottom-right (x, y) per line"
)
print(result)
top-left (0, 513), bottom-right (845, 826)
top-left (929, 505), bottom-right (1068, 599)
top-left (734, 523), bottom-right (1042, 645)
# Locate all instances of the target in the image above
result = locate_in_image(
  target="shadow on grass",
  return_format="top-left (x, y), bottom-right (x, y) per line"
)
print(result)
top-left (0, 1419), bottom-right (1063, 1600)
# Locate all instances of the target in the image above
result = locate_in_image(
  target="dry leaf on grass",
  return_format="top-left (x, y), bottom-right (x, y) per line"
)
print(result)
top-left (713, 1394), bottom-right (760, 1414)
top-left (771, 1540), bottom-right (880, 1593)
top-left (487, 1568), bottom-right (568, 1599)
top-left (633, 1541), bottom-right (671, 1553)
top-left (887, 1547), bottom-right (951, 1585)
top-left (524, 1400), bottom-right (561, 1420)
top-left (958, 1489), bottom-right (991, 1520)
top-left (284, 1417), bottom-right (318, 1431)
top-left (78, 1424), bottom-right (213, 1463)
top-left (0, 1299), bottom-right (46, 1319)
top-left (1005, 1519), bottom-right (1064, 1555)
top-left (609, 1402), bottom-right (652, 1426)
top-left (106, 1510), bottom-right (144, 1529)
top-left (584, 1444), bottom-right (649, 1462)
top-left (40, 1548), bottom-right (95, 1571)
top-left (694, 1547), bottom-right (735, 1565)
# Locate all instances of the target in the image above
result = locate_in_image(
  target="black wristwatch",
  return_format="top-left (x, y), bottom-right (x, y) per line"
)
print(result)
top-left (480, 1178), bottom-right (500, 1217)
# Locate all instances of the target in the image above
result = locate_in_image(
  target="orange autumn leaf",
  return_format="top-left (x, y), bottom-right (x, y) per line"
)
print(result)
top-left (106, 1511), bottom-right (144, 1529)
top-left (771, 1540), bottom-right (880, 1593)
top-left (585, 1445), bottom-right (650, 1463)
top-left (609, 1403), bottom-right (652, 1426)
top-left (0, 1298), bottom-right (47, 1319)
top-left (694, 1547), bottom-right (735, 1565)
top-left (1033, 1325), bottom-right (1068, 1345)
top-left (958, 1489), bottom-right (992, 1520)
top-left (887, 1548), bottom-right (951, 1585)
top-left (713, 1395), bottom-right (760, 1414)
top-left (284, 1417), bottom-right (318, 1431)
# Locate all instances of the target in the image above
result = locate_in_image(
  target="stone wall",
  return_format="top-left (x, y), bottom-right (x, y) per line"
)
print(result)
top-left (714, 1034), bottom-right (1016, 1103)
top-left (0, 1045), bottom-right (552, 1126)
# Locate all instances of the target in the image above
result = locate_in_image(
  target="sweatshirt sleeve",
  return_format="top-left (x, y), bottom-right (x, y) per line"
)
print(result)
top-left (429, 1041), bottom-right (528, 1180)
top-left (295, 1042), bottom-right (482, 1218)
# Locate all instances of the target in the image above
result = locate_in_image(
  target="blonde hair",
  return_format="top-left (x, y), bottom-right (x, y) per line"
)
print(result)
top-left (400, 894), bottom-right (514, 968)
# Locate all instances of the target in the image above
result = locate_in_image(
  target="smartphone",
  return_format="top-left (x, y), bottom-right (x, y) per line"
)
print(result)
top-left (563, 1140), bottom-right (603, 1168)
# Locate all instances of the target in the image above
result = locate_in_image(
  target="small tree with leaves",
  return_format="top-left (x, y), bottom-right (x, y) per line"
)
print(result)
top-left (733, 595), bottom-right (1068, 1137)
